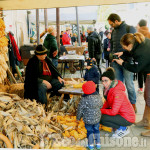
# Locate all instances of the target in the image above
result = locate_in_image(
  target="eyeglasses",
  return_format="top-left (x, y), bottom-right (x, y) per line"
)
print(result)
top-left (102, 80), bottom-right (109, 83)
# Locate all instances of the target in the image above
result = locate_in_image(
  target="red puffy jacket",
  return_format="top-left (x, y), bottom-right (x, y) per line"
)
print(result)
top-left (101, 80), bottom-right (135, 123)
top-left (62, 32), bottom-right (71, 45)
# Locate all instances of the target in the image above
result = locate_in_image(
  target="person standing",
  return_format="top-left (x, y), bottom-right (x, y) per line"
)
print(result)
top-left (60, 31), bottom-right (64, 46)
top-left (107, 13), bottom-right (137, 109)
top-left (81, 31), bottom-right (86, 43)
top-left (71, 33), bottom-right (77, 45)
top-left (104, 31), bottom-right (111, 68)
top-left (77, 81), bottom-right (103, 150)
top-left (87, 26), bottom-right (103, 75)
top-left (62, 27), bottom-right (71, 46)
top-left (43, 26), bottom-right (58, 68)
top-left (115, 32), bottom-right (150, 136)
top-left (136, 19), bottom-right (150, 93)
top-left (84, 58), bottom-right (100, 93)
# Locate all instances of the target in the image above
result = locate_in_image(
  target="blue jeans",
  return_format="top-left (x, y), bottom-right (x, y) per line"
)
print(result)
top-left (52, 58), bottom-right (58, 68)
top-left (85, 123), bottom-right (100, 146)
top-left (112, 62), bottom-right (136, 104)
top-left (38, 82), bottom-right (48, 105)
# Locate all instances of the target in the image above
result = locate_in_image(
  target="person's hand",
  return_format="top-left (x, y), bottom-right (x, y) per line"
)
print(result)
top-left (114, 58), bottom-right (124, 65)
top-left (114, 52), bottom-right (123, 57)
top-left (58, 76), bottom-right (65, 84)
top-left (53, 50), bottom-right (58, 57)
top-left (43, 80), bottom-right (52, 89)
top-left (107, 48), bottom-right (110, 51)
top-left (92, 58), bottom-right (96, 61)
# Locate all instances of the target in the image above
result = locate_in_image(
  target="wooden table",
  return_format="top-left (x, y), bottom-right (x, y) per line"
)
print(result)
top-left (58, 55), bottom-right (85, 77)
top-left (58, 86), bottom-right (83, 109)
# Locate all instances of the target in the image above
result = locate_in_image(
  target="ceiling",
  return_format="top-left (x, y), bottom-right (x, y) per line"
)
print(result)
top-left (0, 0), bottom-right (150, 10)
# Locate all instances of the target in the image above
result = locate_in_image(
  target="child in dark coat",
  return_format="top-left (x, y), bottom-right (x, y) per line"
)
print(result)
top-left (77, 81), bottom-right (103, 150)
top-left (84, 58), bottom-right (100, 93)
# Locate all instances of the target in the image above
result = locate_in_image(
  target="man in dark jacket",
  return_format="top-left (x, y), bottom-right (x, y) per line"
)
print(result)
top-left (107, 13), bottom-right (136, 106)
top-left (87, 26), bottom-right (103, 75)
top-left (24, 45), bottom-right (64, 105)
top-left (43, 26), bottom-right (58, 68)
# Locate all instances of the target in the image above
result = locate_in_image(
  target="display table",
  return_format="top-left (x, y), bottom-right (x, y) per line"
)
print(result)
top-left (58, 85), bottom-right (83, 109)
top-left (58, 55), bottom-right (85, 77)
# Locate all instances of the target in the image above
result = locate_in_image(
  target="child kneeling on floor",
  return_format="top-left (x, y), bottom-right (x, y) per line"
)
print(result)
top-left (77, 81), bottom-right (103, 150)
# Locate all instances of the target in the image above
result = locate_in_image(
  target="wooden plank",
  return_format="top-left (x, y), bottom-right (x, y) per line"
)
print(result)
top-left (7, 68), bottom-right (17, 84)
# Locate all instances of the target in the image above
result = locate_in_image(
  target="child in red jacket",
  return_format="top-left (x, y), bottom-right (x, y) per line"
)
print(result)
top-left (100, 67), bottom-right (135, 138)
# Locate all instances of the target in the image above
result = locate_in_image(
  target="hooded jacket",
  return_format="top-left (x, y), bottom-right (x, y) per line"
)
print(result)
top-left (88, 31), bottom-right (102, 58)
top-left (101, 80), bottom-right (135, 123)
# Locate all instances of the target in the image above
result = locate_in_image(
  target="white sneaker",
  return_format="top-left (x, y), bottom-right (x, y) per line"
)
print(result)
top-left (112, 127), bottom-right (130, 138)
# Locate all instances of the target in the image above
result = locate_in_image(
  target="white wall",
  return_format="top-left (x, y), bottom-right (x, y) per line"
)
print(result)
top-left (4, 10), bottom-right (30, 48)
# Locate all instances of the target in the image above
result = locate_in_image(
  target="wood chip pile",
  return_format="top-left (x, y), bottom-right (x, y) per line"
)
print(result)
top-left (0, 92), bottom-right (87, 149)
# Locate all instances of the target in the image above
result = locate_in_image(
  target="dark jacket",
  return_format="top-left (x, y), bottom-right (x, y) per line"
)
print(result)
top-left (43, 34), bottom-right (58, 59)
top-left (123, 38), bottom-right (150, 74)
top-left (111, 21), bottom-right (136, 61)
top-left (24, 55), bottom-right (62, 102)
top-left (77, 92), bottom-right (103, 125)
top-left (71, 36), bottom-right (77, 44)
top-left (84, 65), bottom-right (100, 84)
top-left (88, 31), bottom-right (102, 59)
top-left (104, 38), bottom-right (111, 60)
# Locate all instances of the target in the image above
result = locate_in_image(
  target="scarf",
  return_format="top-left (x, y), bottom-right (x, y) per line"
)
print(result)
top-left (103, 80), bottom-right (118, 100)
top-left (41, 60), bottom-right (51, 76)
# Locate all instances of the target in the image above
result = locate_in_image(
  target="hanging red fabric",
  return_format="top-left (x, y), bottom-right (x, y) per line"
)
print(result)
top-left (9, 32), bottom-right (22, 61)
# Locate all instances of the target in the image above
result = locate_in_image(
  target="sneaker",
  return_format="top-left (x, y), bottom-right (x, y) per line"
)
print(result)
top-left (96, 143), bottom-right (101, 149)
top-left (138, 88), bottom-right (143, 93)
top-left (112, 127), bottom-right (130, 138)
top-left (87, 145), bottom-right (94, 150)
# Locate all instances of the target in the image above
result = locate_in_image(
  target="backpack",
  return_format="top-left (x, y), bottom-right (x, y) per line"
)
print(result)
top-left (96, 33), bottom-right (103, 55)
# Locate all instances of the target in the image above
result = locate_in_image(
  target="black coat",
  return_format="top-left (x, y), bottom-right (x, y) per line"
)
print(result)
top-left (111, 21), bottom-right (136, 61)
top-left (123, 38), bottom-right (150, 74)
top-left (24, 55), bottom-right (62, 102)
top-left (104, 38), bottom-right (111, 60)
top-left (88, 31), bottom-right (102, 59)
